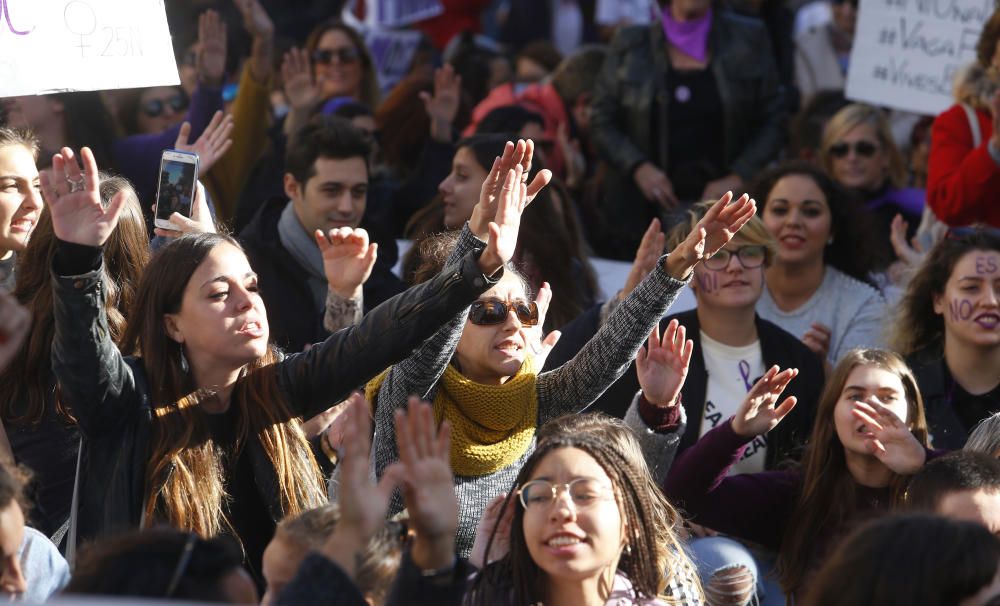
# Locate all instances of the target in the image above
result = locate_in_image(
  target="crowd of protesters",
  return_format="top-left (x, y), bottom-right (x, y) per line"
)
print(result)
top-left (0, 0), bottom-right (999, 603)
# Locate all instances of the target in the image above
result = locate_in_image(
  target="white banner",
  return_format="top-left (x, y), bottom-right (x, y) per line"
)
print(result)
top-left (368, 0), bottom-right (443, 29)
top-left (846, 0), bottom-right (992, 115)
top-left (0, 0), bottom-right (179, 97)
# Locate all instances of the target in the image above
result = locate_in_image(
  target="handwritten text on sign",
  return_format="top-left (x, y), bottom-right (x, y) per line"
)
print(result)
top-left (0, 0), bottom-right (178, 97)
top-left (846, 0), bottom-right (991, 115)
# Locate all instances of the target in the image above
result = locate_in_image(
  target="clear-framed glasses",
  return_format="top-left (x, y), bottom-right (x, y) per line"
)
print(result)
top-left (703, 245), bottom-right (767, 271)
top-left (516, 478), bottom-right (612, 511)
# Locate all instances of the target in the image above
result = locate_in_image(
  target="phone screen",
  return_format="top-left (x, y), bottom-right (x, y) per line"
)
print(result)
top-left (155, 156), bottom-right (198, 222)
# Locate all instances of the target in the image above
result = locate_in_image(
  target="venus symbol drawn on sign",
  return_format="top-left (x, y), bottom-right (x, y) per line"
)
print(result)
top-left (1, 0), bottom-right (33, 35)
top-left (64, 1), bottom-right (98, 57)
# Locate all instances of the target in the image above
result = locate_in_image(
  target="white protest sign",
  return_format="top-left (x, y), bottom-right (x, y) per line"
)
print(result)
top-left (846, 0), bottom-right (992, 115)
top-left (365, 0), bottom-right (444, 28)
top-left (0, 0), bottom-right (179, 97)
top-left (365, 28), bottom-right (422, 93)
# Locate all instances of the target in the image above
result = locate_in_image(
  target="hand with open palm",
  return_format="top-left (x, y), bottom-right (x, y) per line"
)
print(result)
top-left (40, 148), bottom-right (127, 248)
top-left (469, 139), bottom-right (551, 241)
top-left (316, 227), bottom-right (377, 300)
top-left (636, 319), bottom-right (693, 408)
top-left (667, 192), bottom-right (757, 280)
top-left (731, 366), bottom-right (799, 438)
top-left (852, 399), bottom-right (926, 474)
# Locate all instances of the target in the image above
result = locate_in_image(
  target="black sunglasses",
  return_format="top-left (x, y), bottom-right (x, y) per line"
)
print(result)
top-left (469, 299), bottom-right (539, 326)
top-left (312, 47), bottom-right (361, 65)
top-left (828, 140), bottom-right (879, 159)
top-left (142, 94), bottom-right (187, 118)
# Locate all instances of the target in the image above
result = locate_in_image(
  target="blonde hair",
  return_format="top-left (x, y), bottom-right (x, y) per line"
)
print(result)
top-left (821, 104), bottom-right (906, 189)
top-left (665, 199), bottom-right (777, 266)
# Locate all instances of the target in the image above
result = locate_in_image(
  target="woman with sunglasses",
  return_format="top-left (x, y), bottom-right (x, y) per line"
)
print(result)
top-left (752, 160), bottom-right (886, 365)
top-left (41, 140), bottom-right (524, 582)
top-left (821, 104), bottom-right (924, 266)
top-left (890, 229), bottom-right (1000, 449)
top-left (366, 141), bottom-right (758, 557)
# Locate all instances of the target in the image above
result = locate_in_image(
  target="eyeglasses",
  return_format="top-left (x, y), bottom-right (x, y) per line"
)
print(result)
top-left (517, 478), bottom-right (611, 511)
top-left (828, 140), bottom-right (879, 159)
top-left (164, 533), bottom-right (198, 598)
top-left (313, 47), bottom-right (361, 65)
top-left (469, 299), bottom-right (539, 326)
top-left (142, 93), bottom-right (187, 118)
top-left (704, 245), bottom-right (767, 270)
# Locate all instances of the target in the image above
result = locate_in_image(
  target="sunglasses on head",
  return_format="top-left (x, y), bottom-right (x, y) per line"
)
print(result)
top-left (312, 47), bottom-right (361, 65)
top-left (142, 94), bottom-right (187, 118)
top-left (469, 299), bottom-right (539, 326)
top-left (828, 140), bottom-right (879, 159)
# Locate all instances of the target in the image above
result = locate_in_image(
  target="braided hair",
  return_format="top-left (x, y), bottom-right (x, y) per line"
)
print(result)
top-left (468, 433), bottom-right (668, 605)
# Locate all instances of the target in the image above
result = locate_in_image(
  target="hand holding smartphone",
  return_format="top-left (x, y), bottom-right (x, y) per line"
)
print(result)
top-left (154, 150), bottom-right (200, 230)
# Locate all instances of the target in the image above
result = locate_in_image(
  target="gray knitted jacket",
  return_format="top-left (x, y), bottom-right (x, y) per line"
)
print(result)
top-left (370, 226), bottom-right (688, 556)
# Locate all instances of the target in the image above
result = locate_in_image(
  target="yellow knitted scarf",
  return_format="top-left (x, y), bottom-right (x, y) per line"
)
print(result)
top-left (365, 356), bottom-right (538, 476)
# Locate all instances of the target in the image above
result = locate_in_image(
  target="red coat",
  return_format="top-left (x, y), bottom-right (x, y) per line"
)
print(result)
top-left (927, 103), bottom-right (1000, 227)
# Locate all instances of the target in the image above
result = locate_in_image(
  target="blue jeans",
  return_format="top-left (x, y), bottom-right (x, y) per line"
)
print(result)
top-left (687, 536), bottom-right (762, 606)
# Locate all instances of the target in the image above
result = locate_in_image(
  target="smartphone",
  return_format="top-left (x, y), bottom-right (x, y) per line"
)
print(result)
top-left (154, 149), bottom-right (200, 230)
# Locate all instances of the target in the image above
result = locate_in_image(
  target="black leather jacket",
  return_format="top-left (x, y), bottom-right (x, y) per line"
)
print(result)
top-left (589, 12), bottom-right (787, 257)
top-left (51, 244), bottom-right (498, 541)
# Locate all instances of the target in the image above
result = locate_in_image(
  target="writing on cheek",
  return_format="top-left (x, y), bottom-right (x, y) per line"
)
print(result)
top-left (949, 299), bottom-right (974, 322)
top-left (695, 272), bottom-right (718, 293)
top-left (976, 256), bottom-right (999, 275)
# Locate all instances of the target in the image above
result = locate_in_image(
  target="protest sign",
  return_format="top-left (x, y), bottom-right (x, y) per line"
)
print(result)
top-left (365, 0), bottom-right (442, 29)
top-left (366, 27), bottom-right (422, 92)
top-left (0, 0), bottom-right (178, 97)
top-left (846, 0), bottom-right (992, 115)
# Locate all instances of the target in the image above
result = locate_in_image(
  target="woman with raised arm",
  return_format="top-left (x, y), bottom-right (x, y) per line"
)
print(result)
top-left (366, 139), bottom-right (758, 556)
top-left (41, 144), bottom-right (522, 582)
top-left (665, 349), bottom-right (936, 602)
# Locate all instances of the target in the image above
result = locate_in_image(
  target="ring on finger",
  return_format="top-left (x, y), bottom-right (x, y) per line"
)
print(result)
top-left (67, 175), bottom-right (86, 193)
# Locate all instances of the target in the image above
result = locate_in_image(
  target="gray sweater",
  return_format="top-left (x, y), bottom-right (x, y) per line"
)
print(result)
top-left (370, 226), bottom-right (689, 556)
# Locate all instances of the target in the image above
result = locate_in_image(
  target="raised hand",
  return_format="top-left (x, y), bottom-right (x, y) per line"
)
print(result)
top-left (636, 319), bottom-right (693, 408)
top-left (477, 164), bottom-right (527, 275)
top-left (386, 397), bottom-right (458, 571)
top-left (315, 227), bottom-right (378, 300)
top-left (667, 192), bottom-right (756, 280)
top-left (234, 0), bottom-right (274, 39)
top-left (0, 291), bottom-right (30, 373)
top-left (621, 218), bottom-right (665, 299)
top-left (40, 148), bottom-right (127, 248)
top-left (851, 399), bottom-right (926, 474)
top-left (730, 366), bottom-right (799, 438)
top-left (173, 111), bottom-right (234, 174)
top-left (197, 10), bottom-right (227, 87)
top-left (469, 493), bottom-right (514, 569)
top-left (153, 182), bottom-right (216, 238)
top-left (419, 64), bottom-right (461, 143)
top-left (320, 393), bottom-right (400, 577)
top-left (889, 213), bottom-right (925, 268)
top-left (281, 47), bottom-right (319, 112)
top-left (470, 139), bottom-right (551, 241)
top-left (526, 282), bottom-right (562, 367)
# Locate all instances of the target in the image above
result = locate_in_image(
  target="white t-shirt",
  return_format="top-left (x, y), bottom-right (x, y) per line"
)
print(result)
top-left (699, 331), bottom-right (768, 475)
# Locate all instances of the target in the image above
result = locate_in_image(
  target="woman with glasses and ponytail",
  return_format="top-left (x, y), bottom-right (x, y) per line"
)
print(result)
top-left (752, 161), bottom-right (887, 366)
top-left (365, 140), bottom-right (758, 557)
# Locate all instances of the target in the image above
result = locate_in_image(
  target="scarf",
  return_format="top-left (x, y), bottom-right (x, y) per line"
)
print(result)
top-left (366, 356), bottom-right (539, 477)
top-left (277, 202), bottom-right (327, 310)
top-left (660, 5), bottom-right (713, 63)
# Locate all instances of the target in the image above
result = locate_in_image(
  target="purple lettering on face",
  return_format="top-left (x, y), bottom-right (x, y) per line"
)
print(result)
top-left (976, 256), bottom-right (999, 275)
top-left (949, 299), bottom-right (975, 322)
top-left (696, 271), bottom-right (718, 293)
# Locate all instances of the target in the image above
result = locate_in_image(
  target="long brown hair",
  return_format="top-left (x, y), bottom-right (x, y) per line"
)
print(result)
top-left (776, 348), bottom-right (929, 595)
top-left (304, 20), bottom-right (381, 109)
top-left (119, 233), bottom-right (325, 538)
top-left (890, 229), bottom-right (1000, 356)
top-left (468, 434), bottom-right (672, 605)
top-left (0, 175), bottom-right (148, 425)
